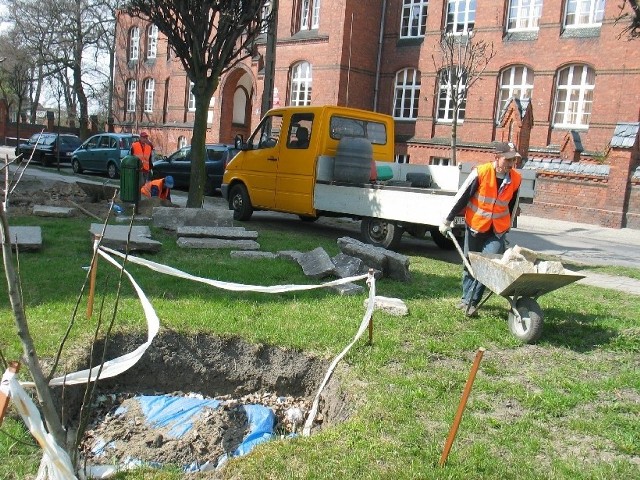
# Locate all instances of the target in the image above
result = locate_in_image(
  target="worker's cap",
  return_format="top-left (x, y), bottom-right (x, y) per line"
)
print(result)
top-left (164, 176), bottom-right (174, 188)
top-left (140, 131), bottom-right (149, 138)
top-left (494, 142), bottom-right (521, 160)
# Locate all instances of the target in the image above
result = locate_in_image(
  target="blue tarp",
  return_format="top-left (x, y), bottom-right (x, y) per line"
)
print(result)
top-left (105, 395), bottom-right (276, 472)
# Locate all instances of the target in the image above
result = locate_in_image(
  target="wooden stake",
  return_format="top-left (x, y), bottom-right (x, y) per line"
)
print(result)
top-left (0, 362), bottom-right (20, 426)
top-left (367, 269), bottom-right (374, 344)
top-left (87, 235), bottom-right (100, 318)
top-left (439, 347), bottom-right (485, 467)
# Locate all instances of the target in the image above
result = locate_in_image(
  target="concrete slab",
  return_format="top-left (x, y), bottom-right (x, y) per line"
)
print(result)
top-left (5, 226), bottom-right (42, 251)
top-left (365, 296), bottom-right (409, 316)
top-left (176, 237), bottom-right (260, 250)
top-left (33, 205), bottom-right (76, 218)
top-left (153, 207), bottom-right (233, 231)
top-left (177, 226), bottom-right (258, 239)
top-left (89, 224), bottom-right (162, 253)
top-left (230, 251), bottom-right (278, 259)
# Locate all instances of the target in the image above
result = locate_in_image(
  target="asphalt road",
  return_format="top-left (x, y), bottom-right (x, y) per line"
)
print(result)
top-left (2, 146), bottom-right (639, 269)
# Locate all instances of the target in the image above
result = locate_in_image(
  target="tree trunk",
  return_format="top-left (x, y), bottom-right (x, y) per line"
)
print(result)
top-left (0, 206), bottom-right (68, 452)
top-left (187, 81), bottom-right (218, 208)
top-left (451, 104), bottom-right (458, 166)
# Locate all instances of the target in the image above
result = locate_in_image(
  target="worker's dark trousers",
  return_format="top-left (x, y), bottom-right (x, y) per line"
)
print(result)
top-left (461, 227), bottom-right (506, 306)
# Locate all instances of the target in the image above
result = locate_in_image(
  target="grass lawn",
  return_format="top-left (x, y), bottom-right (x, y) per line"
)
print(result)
top-left (1, 213), bottom-right (639, 479)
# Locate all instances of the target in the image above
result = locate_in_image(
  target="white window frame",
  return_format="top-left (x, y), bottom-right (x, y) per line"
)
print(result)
top-left (147, 24), bottom-right (158, 59)
top-left (188, 82), bottom-right (196, 111)
top-left (393, 68), bottom-right (421, 120)
top-left (300, 0), bottom-right (320, 31)
top-left (496, 65), bottom-right (534, 123)
top-left (507, 0), bottom-right (543, 31)
top-left (445, 0), bottom-right (476, 35)
top-left (437, 67), bottom-right (467, 123)
top-left (129, 27), bottom-right (140, 61)
top-left (178, 136), bottom-right (188, 149)
top-left (290, 62), bottom-right (312, 106)
top-left (143, 78), bottom-right (155, 113)
top-left (552, 64), bottom-right (595, 129)
top-left (126, 79), bottom-right (137, 113)
top-left (430, 156), bottom-right (451, 166)
top-left (400, 0), bottom-right (429, 39)
top-left (395, 154), bottom-right (410, 164)
top-left (564, 0), bottom-right (605, 28)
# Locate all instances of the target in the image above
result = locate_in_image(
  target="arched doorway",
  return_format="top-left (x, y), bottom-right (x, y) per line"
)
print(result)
top-left (219, 68), bottom-right (254, 143)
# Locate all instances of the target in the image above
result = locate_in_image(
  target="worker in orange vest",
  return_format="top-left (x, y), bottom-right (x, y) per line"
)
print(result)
top-left (141, 176), bottom-right (174, 201)
top-left (439, 142), bottom-right (523, 316)
top-left (131, 131), bottom-right (154, 183)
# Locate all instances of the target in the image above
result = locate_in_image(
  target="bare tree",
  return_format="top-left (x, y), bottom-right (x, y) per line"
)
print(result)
top-left (616, 0), bottom-right (640, 39)
top-left (433, 32), bottom-right (495, 165)
top-left (125, 0), bottom-right (272, 208)
top-left (0, 30), bottom-right (35, 145)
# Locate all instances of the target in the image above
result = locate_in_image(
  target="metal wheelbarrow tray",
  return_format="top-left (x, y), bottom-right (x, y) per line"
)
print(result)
top-left (467, 252), bottom-right (585, 344)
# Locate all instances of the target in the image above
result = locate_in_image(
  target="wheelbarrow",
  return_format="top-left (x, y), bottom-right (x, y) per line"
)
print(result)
top-left (463, 252), bottom-right (585, 343)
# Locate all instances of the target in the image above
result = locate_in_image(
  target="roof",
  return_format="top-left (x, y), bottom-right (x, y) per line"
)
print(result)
top-left (610, 122), bottom-right (640, 149)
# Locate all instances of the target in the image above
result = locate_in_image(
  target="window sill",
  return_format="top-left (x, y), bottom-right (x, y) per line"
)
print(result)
top-left (503, 31), bottom-right (539, 42)
top-left (396, 37), bottom-right (424, 47)
top-left (560, 26), bottom-right (601, 39)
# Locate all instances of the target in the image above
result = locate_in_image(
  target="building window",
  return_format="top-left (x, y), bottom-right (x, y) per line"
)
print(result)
top-left (290, 61), bottom-right (312, 106)
top-left (496, 65), bottom-right (534, 123)
top-left (178, 136), bottom-right (188, 149)
top-left (445, 0), bottom-right (476, 34)
top-left (143, 78), bottom-right (155, 113)
top-left (437, 67), bottom-right (467, 122)
top-left (400, 0), bottom-right (428, 38)
top-left (507, 0), bottom-right (543, 31)
top-left (147, 24), bottom-right (158, 59)
top-left (553, 64), bottom-right (595, 128)
top-left (395, 154), bottom-right (410, 163)
top-left (393, 68), bottom-right (421, 120)
top-left (430, 156), bottom-right (451, 166)
top-left (129, 27), bottom-right (140, 61)
top-left (188, 82), bottom-right (196, 111)
top-left (233, 87), bottom-right (248, 125)
top-left (126, 79), bottom-right (137, 112)
top-left (564, 0), bottom-right (605, 28)
top-left (300, 0), bottom-right (320, 31)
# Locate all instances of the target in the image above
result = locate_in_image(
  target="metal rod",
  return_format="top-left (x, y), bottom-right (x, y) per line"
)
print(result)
top-left (439, 347), bottom-right (485, 467)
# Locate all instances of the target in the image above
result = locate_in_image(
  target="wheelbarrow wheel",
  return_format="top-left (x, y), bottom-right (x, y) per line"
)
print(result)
top-left (508, 298), bottom-right (544, 344)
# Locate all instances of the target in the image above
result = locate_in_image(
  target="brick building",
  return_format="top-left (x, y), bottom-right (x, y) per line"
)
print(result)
top-left (112, 1), bottom-right (640, 228)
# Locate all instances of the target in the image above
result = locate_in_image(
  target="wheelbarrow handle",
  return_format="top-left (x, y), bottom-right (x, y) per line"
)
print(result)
top-left (447, 231), bottom-right (475, 278)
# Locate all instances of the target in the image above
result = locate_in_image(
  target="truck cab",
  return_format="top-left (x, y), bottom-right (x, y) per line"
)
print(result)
top-left (221, 105), bottom-right (395, 220)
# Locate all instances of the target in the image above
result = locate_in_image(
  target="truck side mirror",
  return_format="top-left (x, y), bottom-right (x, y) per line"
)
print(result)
top-left (234, 134), bottom-right (244, 150)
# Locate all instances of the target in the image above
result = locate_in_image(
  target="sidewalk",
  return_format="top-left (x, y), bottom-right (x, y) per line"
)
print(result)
top-left (516, 215), bottom-right (640, 296)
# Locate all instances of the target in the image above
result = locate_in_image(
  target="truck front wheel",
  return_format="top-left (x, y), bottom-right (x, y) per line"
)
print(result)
top-left (360, 217), bottom-right (403, 250)
top-left (229, 184), bottom-right (253, 221)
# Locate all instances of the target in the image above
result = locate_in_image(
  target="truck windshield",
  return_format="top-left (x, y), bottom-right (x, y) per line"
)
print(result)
top-left (329, 116), bottom-right (387, 145)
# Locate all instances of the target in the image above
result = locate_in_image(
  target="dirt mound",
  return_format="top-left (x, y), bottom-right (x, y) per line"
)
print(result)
top-left (5, 177), bottom-right (114, 218)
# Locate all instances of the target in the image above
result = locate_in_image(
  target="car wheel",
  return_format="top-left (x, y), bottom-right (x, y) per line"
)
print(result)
top-left (229, 184), bottom-right (253, 221)
top-left (204, 182), bottom-right (215, 196)
top-left (41, 152), bottom-right (52, 167)
top-left (107, 162), bottom-right (119, 179)
top-left (72, 159), bottom-right (83, 174)
top-left (360, 217), bottom-right (403, 250)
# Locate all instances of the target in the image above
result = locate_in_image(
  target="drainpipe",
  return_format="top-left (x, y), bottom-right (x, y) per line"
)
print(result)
top-left (373, 0), bottom-right (387, 112)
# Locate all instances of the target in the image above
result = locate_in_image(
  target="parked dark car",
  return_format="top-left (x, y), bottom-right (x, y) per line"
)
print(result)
top-left (71, 133), bottom-right (139, 179)
top-left (152, 144), bottom-right (239, 195)
top-left (15, 133), bottom-right (82, 167)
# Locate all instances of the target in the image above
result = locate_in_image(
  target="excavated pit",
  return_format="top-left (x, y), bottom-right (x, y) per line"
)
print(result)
top-left (60, 331), bottom-right (351, 471)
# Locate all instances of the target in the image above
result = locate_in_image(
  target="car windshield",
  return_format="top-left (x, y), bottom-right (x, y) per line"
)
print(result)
top-left (119, 136), bottom-right (137, 149)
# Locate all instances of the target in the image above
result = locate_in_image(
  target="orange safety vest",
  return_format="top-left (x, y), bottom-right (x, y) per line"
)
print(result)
top-left (465, 162), bottom-right (522, 234)
top-left (131, 141), bottom-right (153, 172)
top-left (141, 179), bottom-right (170, 200)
